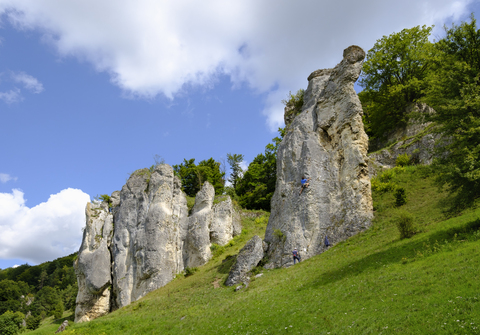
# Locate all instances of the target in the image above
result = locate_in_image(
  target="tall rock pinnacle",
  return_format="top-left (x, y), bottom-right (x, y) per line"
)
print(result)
top-left (264, 45), bottom-right (373, 268)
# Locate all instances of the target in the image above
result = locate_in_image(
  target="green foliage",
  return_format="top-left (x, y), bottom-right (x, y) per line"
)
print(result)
top-left (423, 14), bottom-right (480, 210)
top-left (282, 89), bottom-right (305, 111)
top-left (235, 128), bottom-right (283, 211)
top-left (186, 196), bottom-right (196, 214)
top-left (0, 310), bottom-right (24, 335)
top-left (31, 286), bottom-right (62, 318)
top-left (184, 267), bottom-right (198, 277)
top-left (394, 187), bottom-right (407, 207)
top-left (210, 244), bottom-right (225, 258)
top-left (282, 89), bottom-right (305, 126)
top-left (53, 301), bottom-right (64, 319)
top-left (173, 158), bottom-right (225, 196)
top-left (359, 25), bottom-right (434, 139)
top-left (273, 229), bottom-right (285, 241)
top-left (395, 153), bottom-right (411, 167)
top-left (226, 153), bottom-right (244, 190)
top-left (394, 210), bottom-right (415, 239)
top-left (25, 314), bottom-right (41, 330)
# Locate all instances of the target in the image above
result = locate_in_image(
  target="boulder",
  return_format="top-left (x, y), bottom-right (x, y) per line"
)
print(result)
top-left (225, 235), bottom-right (264, 286)
top-left (74, 200), bottom-right (113, 322)
top-left (55, 320), bottom-right (69, 333)
top-left (264, 45), bottom-right (373, 268)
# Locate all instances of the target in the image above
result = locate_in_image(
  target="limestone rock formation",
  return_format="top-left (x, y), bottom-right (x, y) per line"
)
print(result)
top-left (75, 164), bottom-right (241, 322)
top-left (225, 235), bottom-right (264, 286)
top-left (74, 200), bottom-right (113, 322)
top-left (264, 45), bottom-right (373, 268)
top-left (111, 164), bottom-right (189, 309)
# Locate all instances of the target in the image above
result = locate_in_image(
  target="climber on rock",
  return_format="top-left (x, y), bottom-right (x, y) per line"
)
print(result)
top-left (292, 248), bottom-right (301, 264)
top-left (299, 176), bottom-right (311, 195)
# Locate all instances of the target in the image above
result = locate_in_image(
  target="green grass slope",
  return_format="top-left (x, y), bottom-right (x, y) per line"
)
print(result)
top-left (31, 166), bottom-right (480, 334)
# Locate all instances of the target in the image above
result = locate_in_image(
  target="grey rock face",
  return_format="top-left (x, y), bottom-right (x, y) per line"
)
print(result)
top-left (264, 45), bottom-right (373, 268)
top-left (55, 320), bottom-right (69, 333)
top-left (76, 165), bottom-right (241, 320)
top-left (111, 164), bottom-right (189, 308)
top-left (225, 235), bottom-right (264, 286)
top-left (74, 201), bottom-right (113, 322)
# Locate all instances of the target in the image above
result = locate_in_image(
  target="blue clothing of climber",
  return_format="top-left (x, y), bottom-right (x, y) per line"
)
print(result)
top-left (293, 248), bottom-right (301, 264)
top-left (299, 176), bottom-right (311, 195)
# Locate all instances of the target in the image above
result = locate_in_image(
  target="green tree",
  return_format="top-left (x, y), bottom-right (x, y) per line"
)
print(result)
top-left (0, 280), bottom-right (28, 315)
top-left (227, 153), bottom-right (244, 189)
top-left (359, 25), bottom-right (435, 139)
top-left (0, 311), bottom-right (24, 335)
top-left (424, 14), bottom-right (480, 209)
top-left (235, 129), bottom-right (283, 211)
top-left (173, 158), bottom-right (225, 196)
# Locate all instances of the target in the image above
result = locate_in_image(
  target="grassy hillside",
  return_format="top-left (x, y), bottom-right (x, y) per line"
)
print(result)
top-left (31, 166), bottom-right (480, 334)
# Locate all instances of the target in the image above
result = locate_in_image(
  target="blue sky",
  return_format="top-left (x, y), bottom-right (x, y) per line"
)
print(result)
top-left (0, 0), bottom-right (479, 269)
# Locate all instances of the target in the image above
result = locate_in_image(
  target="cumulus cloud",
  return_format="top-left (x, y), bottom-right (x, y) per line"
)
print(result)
top-left (0, 188), bottom-right (90, 264)
top-left (0, 173), bottom-right (17, 183)
top-left (0, 0), bottom-right (473, 129)
top-left (0, 88), bottom-right (21, 103)
top-left (11, 71), bottom-right (44, 93)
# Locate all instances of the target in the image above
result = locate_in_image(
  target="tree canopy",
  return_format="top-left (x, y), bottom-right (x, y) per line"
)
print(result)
top-left (424, 15), bottom-right (480, 209)
top-left (173, 158), bottom-right (225, 196)
top-left (359, 25), bottom-right (434, 139)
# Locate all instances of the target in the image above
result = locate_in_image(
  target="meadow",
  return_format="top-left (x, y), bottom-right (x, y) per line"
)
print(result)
top-left (31, 166), bottom-right (480, 334)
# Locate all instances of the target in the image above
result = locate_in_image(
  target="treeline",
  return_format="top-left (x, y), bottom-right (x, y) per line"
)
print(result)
top-left (359, 14), bottom-right (480, 209)
top-left (0, 253), bottom-right (77, 333)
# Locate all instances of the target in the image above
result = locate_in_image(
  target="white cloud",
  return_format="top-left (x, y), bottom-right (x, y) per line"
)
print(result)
top-left (0, 173), bottom-right (17, 183)
top-left (0, 188), bottom-right (90, 264)
top-left (0, 88), bottom-right (21, 103)
top-left (11, 71), bottom-right (44, 93)
top-left (0, 0), bottom-right (473, 129)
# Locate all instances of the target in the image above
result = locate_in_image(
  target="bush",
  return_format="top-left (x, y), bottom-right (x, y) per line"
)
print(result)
top-left (26, 314), bottom-right (41, 330)
top-left (184, 267), bottom-right (198, 277)
top-left (371, 178), bottom-right (396, 194)
top-left (396, 153), bottom-right (411, 167)
top-left (210, 243), bottom-right (225, 258)
top-left (395, 210), bottom-right (415, 239)
top-left (394, 187), bottom-right (407, 207)
top-left (273, 229), bottom-right (285, 241)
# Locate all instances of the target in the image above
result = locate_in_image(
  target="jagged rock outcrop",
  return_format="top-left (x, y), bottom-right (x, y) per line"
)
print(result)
top-left (74, 201), bottom-right (113, 322)
top-left (263, 45), bottom-right (373, 268)
top-left (368, 103), bottom-right (440, 176)
top-left (225, 235), bottom-right (264, 286)
top-left (75, 164), bottom-right (241, 322)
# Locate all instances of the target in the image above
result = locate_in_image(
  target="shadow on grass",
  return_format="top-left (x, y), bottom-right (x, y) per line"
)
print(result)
top-left (300, 217), bottom-right (480, 290)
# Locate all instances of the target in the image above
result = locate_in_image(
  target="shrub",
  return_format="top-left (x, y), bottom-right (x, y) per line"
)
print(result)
top-left (210, 243), bottom-right (225, 258)
top-left (371, 178), bottom-right (396, 193)
top-left (184, 267), bottom-right (198, 277)
top-left (273, 229), bottom-right (286, 242)
top-left (396, 153), bottom-right (411, 167)
top-left (395, 210), bottom-right (415, 239)
top-left (394, 187), bottom-right (407, 207)
top-left (378, 169), bottom-right (396, 182)
top-left (25, 314), bottom-right (41, 330)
